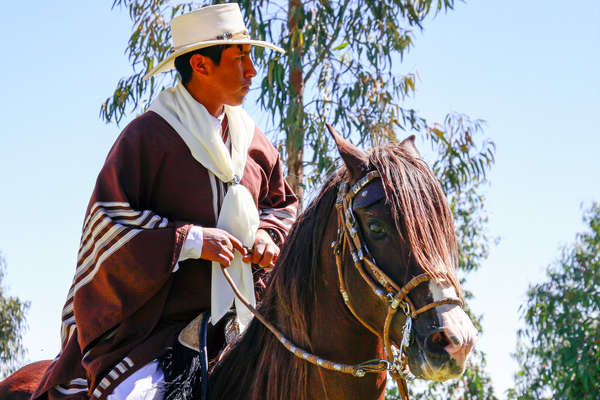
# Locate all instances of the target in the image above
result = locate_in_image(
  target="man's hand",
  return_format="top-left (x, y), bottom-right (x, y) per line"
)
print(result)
top-left (201, 227), bottom-right (247, 267)
top-left (243, 229), bottom-right (279, 270)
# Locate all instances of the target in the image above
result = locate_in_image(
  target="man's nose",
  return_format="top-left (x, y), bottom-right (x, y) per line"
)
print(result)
top-left (245, 58), bottom-right (257, 79)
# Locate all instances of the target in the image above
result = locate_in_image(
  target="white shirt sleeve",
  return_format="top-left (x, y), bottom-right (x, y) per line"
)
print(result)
top-left (173, 225), bottom-right (203, 273)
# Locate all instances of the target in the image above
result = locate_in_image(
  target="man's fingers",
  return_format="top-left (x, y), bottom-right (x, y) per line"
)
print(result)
top-left (242, 250), bottom-right (253, 263)
top-left (251, 242), bottom-right (266, 264)
top-left (256, 244), bottom-right (279, 269)
top-left (216, 253), bottom-right (232, 267)
top-left (212, 247), bottom-right (234, 266)
top-left (200, 228), bottom-right (249, 266)
top-left (227, 234), bottom-right (246, 256)
top-left (223, 246), bottom-right (235, 260)
top-left (261, 247), bottom-right (275, 266)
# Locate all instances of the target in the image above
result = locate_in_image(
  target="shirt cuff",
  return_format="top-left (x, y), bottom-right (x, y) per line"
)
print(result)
top-left (177, 225), bottom-right (204, 265)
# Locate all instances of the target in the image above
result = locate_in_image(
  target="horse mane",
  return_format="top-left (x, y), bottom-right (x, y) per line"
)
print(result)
top-left (369, 146), bottom-right (462, 296)
top-left (207, 144), bottom-right (461, 400)
top-left (207, 167), bottom-right (340, 400)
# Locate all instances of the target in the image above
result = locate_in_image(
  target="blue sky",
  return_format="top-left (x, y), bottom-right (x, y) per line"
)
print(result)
top-left (1, 1), bottom-right (599, 398)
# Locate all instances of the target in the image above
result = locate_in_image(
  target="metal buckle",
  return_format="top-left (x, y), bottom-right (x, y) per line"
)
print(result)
top-left (399, 301), bottom-right (411, 316)
top-left (390, 346), bottom-right (409, 377)
top-left (386, 292), bottom-right (400, 309)
top-left (355, 359), bottom-right (391, 376)
top-left (401, 315), bottom-right (412, 349)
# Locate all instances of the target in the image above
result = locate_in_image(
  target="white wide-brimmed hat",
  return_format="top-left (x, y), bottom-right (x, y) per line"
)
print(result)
top-left (144, 3), bottom-right (284, 80)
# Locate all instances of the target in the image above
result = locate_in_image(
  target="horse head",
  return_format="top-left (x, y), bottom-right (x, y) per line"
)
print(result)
top-left (326, 123), bottom-right (477, 383)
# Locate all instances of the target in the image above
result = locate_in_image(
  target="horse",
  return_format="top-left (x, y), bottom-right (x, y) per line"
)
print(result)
top-left (0, 125), bottom-right (476, 400)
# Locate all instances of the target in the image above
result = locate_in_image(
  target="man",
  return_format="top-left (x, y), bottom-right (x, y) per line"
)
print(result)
top-left (32, 4), bottom-right (297, 399)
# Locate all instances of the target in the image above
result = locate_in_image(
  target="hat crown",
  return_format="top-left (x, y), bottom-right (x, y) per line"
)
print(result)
top-left (143, 2), bottom-right (283, 80)
top-left (171, 3), bottom-right (247, 49)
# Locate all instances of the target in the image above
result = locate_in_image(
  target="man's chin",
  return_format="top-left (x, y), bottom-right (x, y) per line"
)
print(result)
top-left (225, 97), bottom-right (246, 107)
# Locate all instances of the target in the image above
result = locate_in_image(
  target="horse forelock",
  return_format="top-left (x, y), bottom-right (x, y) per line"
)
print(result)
top-left (369, 145), bottom-right (463, 299)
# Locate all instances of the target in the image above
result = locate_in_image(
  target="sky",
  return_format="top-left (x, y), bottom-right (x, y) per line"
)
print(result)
top-left (0, 1), bottom-right (599, 398)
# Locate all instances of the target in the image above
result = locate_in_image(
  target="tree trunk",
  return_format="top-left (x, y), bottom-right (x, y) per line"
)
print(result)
top-left (286, 0), bottom-right (305, 205)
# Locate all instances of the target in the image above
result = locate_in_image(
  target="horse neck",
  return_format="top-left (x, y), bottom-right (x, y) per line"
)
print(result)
top-left (303, 209), bottom-right (388, 400)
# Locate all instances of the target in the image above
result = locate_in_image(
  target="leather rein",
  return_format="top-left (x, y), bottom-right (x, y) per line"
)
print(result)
top-left (220, 170), bottom-right (463, 400)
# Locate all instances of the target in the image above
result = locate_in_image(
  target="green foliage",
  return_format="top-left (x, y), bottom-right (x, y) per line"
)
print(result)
top-left (0, 252), bottom-right (29, 378)
top-left (509, 203), bottom-right (600, 400)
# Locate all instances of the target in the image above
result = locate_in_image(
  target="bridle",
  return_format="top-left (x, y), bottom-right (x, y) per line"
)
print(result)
top-left (220, 170), bottom-right (463, 400)
top-left (332, 170), bottom-right (463, 399)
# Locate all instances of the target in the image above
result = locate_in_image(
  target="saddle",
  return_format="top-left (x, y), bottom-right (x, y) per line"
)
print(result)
top-left (178, 312), bottom-right (209, 352)
top-left (178, 311), bottom-right (239, 352)
top-left (161, 311), bottom-right (238, 400)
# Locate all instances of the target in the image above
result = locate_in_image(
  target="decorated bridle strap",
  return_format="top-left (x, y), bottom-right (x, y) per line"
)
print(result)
top-left (219, 266), bottom-right (392, 377)
top-left (333, 231), bottom-right (382, 338)
top-left (413, 298), bottom-right (463, 316)
top-left (337, 174), bottom-right (404, 300)
top-left (347, 170), bottom-right (381, 198)
top-left (388, 273), bottom-right (463, 318)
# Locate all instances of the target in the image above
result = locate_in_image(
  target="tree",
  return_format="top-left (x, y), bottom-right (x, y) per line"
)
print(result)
top-left (508, 203), bottom-right (600, 400)
top-left (0, 252), bottom-right (29, 378)
top-left (102, 0), bottom-right (493, 205)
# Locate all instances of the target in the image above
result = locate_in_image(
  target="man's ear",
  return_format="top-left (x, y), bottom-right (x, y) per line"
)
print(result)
top-left (189, 53), bottom-right (211, 76)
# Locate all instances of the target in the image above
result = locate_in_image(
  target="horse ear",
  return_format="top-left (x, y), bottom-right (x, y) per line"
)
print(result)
top-left (326, 123), bottom-right (369, 181)
top-left (399, 135), bottom-right (421, 159)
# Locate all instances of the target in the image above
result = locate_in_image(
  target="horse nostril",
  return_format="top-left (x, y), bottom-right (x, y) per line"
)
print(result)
top-left (425, 329), bottom-right (451, 354)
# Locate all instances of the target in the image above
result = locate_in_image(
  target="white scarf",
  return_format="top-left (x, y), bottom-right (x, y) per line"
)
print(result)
top-left (149, 83), bottom-right (259, 331)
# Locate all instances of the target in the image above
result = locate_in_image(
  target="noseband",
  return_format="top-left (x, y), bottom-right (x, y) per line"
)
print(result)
top-left (220, 170), bottom-right (463, 400)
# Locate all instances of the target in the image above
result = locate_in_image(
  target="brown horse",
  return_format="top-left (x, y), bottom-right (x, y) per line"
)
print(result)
top-left (0, 127), bottom-right (476, 400)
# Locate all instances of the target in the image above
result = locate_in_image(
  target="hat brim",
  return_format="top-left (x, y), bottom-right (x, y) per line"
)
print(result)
top-left (143, 39), bottom-right (284, 80)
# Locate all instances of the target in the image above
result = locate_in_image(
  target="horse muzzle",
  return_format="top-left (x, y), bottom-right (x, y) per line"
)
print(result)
top-left (405, 304), bottom-right (477, 381)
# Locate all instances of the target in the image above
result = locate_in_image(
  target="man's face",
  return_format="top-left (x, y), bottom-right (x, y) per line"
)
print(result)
top-left (208, 44), bottom-right (257, 107)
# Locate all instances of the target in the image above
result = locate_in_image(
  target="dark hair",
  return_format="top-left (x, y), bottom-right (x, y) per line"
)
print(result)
top-left (174, 44), bottom-right (232, 85)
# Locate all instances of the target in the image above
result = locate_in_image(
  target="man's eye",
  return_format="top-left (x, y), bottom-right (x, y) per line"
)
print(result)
top-left (368, 222), bottom-right (384, 234)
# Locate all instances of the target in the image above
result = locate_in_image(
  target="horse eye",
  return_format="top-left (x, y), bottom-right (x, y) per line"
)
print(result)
top-left (368, 222), bottom-right (384, 234)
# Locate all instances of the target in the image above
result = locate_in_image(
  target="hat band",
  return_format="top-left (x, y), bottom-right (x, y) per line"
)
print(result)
top-left (173, 29), bottom-right (251, 53)
top-left (215, 29), bottom-right (249, 40)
